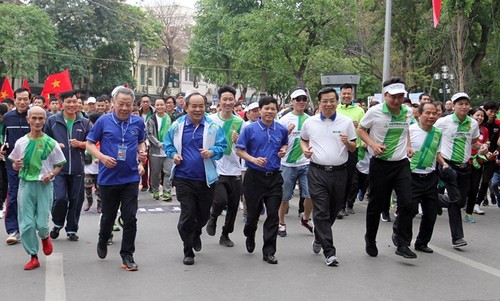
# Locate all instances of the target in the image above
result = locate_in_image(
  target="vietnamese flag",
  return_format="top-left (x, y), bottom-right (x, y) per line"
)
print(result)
top-left (0, 77), bottom-right (14, 102)
top-left (22, 78), bottom-right (31, 93)
top-left (41, 69), bottom-right (72, 106)
top-left (433, 0), bottom-right (442, 28)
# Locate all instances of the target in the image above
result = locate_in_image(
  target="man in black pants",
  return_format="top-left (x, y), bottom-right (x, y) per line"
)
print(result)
top-left (300, 87), bottom-right (356, 266)
top-left (395, 102), bottom-right (446, 253)
top-left (86, 87), bottom-right (147, 271)
top-left (357, 78), bottom-right (417, 259)
top-left (206, 85), bottom-right (246, 247)
top-left (163, 93), bottom-right (227, 265)
top-left (236, 96), bottom-right (288, 264)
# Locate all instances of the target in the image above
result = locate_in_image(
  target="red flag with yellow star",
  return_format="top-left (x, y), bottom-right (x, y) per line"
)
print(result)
top-left (0, 77), bottom-right (14, 102)
top-left (41, 69), bottom-right (72, 100)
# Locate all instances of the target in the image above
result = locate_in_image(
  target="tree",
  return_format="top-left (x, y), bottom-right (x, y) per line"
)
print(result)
top-left (91, 42), bottom-right (134, 94)
top-left (32, 0), bottom-right (161, 94)
top-left (147, 3), bottom-right (192, 96)
top-left (0, 4), bottom-right (56, 83)
top-left (188, 0), bottom-right (260, 87)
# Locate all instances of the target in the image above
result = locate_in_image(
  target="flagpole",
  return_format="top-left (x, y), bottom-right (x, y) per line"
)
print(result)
top-left (382, 0), bottom-right (392, 83)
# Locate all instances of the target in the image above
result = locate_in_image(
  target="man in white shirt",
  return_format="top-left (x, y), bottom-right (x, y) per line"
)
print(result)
top-left (277, 88), bottom-right (313, 237)
top-left (206, 85), bottom-right (245, 247)
top-left (357, 77), bottom-right (416, 259)
top-left (434, 92), bottom-right (488, 248)
top-left (300, 87), bottom-right (356, 266)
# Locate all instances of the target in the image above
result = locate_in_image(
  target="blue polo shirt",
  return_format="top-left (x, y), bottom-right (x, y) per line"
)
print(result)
top-left (236, 118), bottom-right (288, 172)
top-left (174, 117), bottom-right (205, 181)
top-left (87, 112), bottom-right (146, 185)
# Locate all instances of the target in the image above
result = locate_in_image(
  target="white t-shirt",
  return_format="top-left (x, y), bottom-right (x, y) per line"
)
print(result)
top-left (8, 134), bottom-right (66, 181)
top-left (434, 113), bottom-right (479, 164)
top-left (279, 112), bottom-right (310, 167)
top-left (409, 123), bottom-right (442, 174)
top-left (300, 113), bottom-right (356, 166)
top-left (359, 103), bottom-right (412, 161)
top-left (153, 115), bottom-right (167, 157)
top-left (84, 160), bottom-right (99, 174)
top-left (209, 113), bottom-right (246, 176)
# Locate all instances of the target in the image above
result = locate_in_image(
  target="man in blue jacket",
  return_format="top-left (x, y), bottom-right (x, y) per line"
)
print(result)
top-left (44, 90), bottom-right (91, 241)
top-left (2, 87), bottom-right (31, 245)
top-left (164, 92), bottom-right (226, 265)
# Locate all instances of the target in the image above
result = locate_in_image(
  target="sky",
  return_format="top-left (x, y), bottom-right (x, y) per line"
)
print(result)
top-left (127, 0), bottom-right (197, 9)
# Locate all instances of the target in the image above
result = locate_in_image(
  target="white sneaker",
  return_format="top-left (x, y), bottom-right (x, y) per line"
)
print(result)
top-left (0, 210), bottom-right (4, 219)
top-left (473, 204), bottom-right (485, 215)
top-left (6, 231), bottom-right (20, 245)
top-left (325, 255), bottom-right (339, 266)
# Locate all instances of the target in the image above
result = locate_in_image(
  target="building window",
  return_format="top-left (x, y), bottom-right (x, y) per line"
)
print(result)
top-left (147, 67), bottom-right (153, 85)
top-left (157, 67), bottom-right (163, 87)
top-left (140, 65), bottom-right (146, 85)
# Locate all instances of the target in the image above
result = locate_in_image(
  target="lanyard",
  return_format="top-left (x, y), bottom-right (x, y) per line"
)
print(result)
top-left (112, 113), bottom-right (130, 145)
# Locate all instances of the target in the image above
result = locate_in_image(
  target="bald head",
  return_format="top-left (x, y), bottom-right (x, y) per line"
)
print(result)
top-left (28, 106), bottom-right (47, 118)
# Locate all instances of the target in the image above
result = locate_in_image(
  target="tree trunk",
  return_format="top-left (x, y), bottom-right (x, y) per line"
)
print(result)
top-left (260, 68), bottom-right (268, 93)
top-left (470, 22), bottom-right (489, 78)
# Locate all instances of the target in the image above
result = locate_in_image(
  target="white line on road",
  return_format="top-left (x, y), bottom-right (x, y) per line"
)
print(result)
top-left (430, 244), bottom-right (500, 278)
top-left (45, 252), bottom-right (66, 301)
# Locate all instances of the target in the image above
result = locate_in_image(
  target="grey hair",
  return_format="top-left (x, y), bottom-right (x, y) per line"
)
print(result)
top-left (112, 86), bottom-right (135, 100)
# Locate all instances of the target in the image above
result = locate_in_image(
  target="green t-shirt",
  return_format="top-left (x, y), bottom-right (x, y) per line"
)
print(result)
top-left (65, 117), bottom-right (75, 138)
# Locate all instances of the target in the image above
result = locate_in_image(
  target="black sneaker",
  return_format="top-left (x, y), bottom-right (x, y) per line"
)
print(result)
top-left (336, 209), bottom-right (347, 219)
top-left (50, 227), bottom-right (61, 239)
top-left (67, 234), bottom-right (79, 241)
top-left (97, 241), bottom-right (107, 259)
top-left (219, 235), bottom-right (234, 247)
top-left (193, 236), bottom-right (202, 252)
top-left (121, 254), bottom-right (138, 271)
top-left (365, 235), bottom-right (378, 257)
top-left (206, 216), bottom-right (216, 236)
top-left (381, 211), bottom-right (391, 222)
top-left (452, 238), bottom-right (467, 248)
top-left (395, 246), bottom-right (417, 259)
top-left (246, 236), bottom-right (255, 253)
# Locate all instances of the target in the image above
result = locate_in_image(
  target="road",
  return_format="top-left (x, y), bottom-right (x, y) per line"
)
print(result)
top-left (1, 191), bottom-right (500, 301)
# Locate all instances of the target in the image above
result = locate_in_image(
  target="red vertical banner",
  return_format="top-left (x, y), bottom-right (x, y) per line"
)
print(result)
top-left (22, 78), bottom-right (31, 92)
top-left (433, 0), bottom-right (442, 28)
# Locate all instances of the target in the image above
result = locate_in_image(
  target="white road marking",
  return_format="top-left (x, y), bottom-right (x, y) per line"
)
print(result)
top-left (430, 244), bottom-right (500, 278)
top-left (45, 253), bottom-right (66, 301)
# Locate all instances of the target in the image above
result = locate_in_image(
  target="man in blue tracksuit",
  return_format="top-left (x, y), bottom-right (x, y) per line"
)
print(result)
top-left (3, 87), bottom-right (31, 245)
top-left (164, 92), bottom-right (227, 265)
top-left (44, 90), bottom-right (91, 241)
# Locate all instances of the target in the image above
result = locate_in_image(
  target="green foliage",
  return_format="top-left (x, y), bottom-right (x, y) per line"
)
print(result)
top-left (0, 4), bottom-right (56, 78)
top-left (91, 42), bottom-right (134, 94)
top-left (31, 0), bottom-right (161, 91)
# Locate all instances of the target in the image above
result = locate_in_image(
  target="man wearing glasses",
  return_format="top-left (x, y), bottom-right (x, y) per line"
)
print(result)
top-left (300, 87), bottom-right (356, 266)
top-left (277, 89), bottom-right (314, 237)
top-left (336, 84), bottom-right (365, 218)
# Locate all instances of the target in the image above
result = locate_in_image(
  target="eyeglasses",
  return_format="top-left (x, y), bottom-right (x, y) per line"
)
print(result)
top-left (295, 96), bottom-right (308, 102)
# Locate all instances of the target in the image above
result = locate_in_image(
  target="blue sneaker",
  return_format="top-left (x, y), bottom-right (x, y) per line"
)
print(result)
top-left (464, 214), bottom-right (476, 223)
top-left (357, 191), bottom-right (365, 202)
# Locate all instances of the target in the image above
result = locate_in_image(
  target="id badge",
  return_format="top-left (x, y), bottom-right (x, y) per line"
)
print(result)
top-left (117, 145), bottom-right (127, 161)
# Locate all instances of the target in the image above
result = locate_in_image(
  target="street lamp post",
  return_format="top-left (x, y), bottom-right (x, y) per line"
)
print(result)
top-left (433, 65), bottom-right (455, 103)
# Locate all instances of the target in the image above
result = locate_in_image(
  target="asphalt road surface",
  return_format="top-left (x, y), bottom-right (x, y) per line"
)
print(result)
top-left (1, 190), bottom-right (500, 301)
